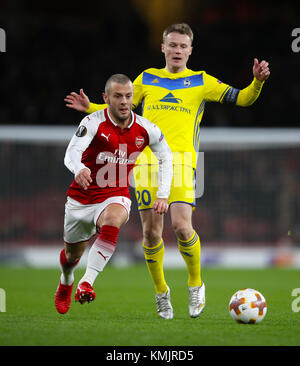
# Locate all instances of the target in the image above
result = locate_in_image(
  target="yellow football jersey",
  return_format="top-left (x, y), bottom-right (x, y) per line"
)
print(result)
top-left (132, 67), bottom-right (236, 168)
top-left (87, 67), bottom-right (263, 168)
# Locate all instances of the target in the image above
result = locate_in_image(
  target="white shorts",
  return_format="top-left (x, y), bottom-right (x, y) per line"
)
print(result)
top-left (64, 196), bottom-right (131, 244)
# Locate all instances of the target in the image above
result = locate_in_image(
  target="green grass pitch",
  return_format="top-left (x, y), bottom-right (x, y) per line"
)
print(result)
top-left (0, 264), bottom-right (299, 346)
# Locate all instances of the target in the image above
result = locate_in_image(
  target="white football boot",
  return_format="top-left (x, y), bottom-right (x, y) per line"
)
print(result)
top-left (155, 286), bottom-right (174, 319)
top-left (188, 283), bottom-right (205, 318)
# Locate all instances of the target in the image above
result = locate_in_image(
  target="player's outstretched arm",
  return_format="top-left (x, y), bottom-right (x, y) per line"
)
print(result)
top-left (236, 58), bottom-right (270, 107)
top-left (64, 89), bottom-right (90, 112)
top-left (252, 58), bottom-right (270, 82)
top-left (64, 89), bottom-right (107, 114)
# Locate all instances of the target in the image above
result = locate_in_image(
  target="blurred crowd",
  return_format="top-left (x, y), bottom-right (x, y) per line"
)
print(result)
top-left (0, 0), bottom-right (299, 128)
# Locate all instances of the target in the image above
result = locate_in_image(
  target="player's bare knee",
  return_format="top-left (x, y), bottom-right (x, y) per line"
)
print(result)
top-left (172, 222), bottom-right (193, 241)
top-left (143, 226), bottom-right (162, 246)
top-left (64, 241), bottom-right (87, 263)
top-left (101, 214), bottom-right (123, 228)
top-left (65, 250), bottom-right (81, 264)
top-left (99, 205), bottom-right (128, 228)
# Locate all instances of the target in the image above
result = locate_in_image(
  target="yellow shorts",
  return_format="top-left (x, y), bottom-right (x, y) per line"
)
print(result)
top-left (133, 164), bottom-right (196, 210)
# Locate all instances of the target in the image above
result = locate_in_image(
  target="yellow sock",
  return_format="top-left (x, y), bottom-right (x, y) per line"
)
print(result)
top-left (178, 231), bottom-right (202, 287)
top-left (143, 240), bottom-right (168, 294)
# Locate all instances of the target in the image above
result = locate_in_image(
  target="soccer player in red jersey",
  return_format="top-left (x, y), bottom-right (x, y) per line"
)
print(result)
top-left (64, 24), bottom-right (270, 319)
top-left (55, 74), bottom-right (173, 314)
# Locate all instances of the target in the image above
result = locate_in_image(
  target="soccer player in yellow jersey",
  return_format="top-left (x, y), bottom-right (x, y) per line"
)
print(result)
top-left (64, 23), bottom-right (270, 319)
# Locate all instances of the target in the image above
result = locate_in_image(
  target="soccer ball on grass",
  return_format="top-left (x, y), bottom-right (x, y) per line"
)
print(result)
top-left (229, 288), bottom-right (267, 324)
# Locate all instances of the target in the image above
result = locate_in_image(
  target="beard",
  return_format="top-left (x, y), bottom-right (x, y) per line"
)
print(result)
top-left (109, 106), bottom-right (131, 123)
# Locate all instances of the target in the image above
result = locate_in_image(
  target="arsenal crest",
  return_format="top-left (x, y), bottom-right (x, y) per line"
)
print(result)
top-left (135, 136), bottom-right (144, 148)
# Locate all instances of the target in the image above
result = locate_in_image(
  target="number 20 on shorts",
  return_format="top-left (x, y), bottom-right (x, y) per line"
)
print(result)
top-left (136, 190), bottom-right (151, 208)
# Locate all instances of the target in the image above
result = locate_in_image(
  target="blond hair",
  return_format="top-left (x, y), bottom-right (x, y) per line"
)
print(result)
top-left (162, 23), bottom-right (193, 44)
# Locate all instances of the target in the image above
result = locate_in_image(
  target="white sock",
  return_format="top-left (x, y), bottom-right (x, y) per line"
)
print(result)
top-left (79, 237), bottom-right (116, 286)
top-left (59, 249), bottom-right (79, 286)
top-left (60, 272), bottom-right (74, 286)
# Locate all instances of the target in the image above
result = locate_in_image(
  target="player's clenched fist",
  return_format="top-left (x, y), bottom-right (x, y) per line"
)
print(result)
top-left (75, 168), bottom-right (92, 190)
top-left (153, 198), bottom-right (169, 215)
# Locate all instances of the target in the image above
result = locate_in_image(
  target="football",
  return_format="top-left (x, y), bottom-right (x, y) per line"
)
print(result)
top-left (229, 288), bottom-right (267, 324)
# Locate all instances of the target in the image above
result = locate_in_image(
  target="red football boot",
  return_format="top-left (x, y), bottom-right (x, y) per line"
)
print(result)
top-left (75, 281), bottom-right (96, 304)
top-left (55, 282), bottom-right (73, 314)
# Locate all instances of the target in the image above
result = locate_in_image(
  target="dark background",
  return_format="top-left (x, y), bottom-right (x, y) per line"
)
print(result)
top-left (0, 0), bottom-right (300, 250)
top-left (0, 0), bottom-right (299, 128)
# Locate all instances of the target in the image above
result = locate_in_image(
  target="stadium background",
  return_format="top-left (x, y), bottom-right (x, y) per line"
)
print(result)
top-left (0, 0), bottom-right (300, 268)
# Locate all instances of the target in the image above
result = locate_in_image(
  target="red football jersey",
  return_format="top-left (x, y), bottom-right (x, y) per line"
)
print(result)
top-left (65, 108), bottom-right (167, 204)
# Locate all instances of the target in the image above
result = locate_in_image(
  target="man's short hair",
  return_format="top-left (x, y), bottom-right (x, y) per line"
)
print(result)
top-left (105, 74), bottom-right (132, 94)
top-left (162, 23), bottom-right (193, 44)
